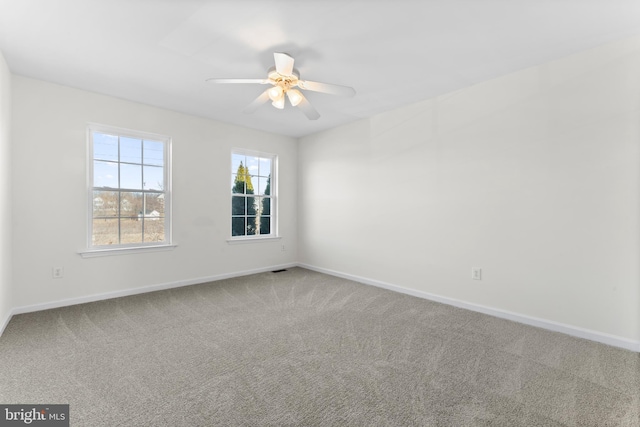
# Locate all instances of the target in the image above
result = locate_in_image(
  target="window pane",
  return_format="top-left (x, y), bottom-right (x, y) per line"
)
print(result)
top-left (143, 217), bottom-right (165, 242)
top-left (256, 176), bottom-right (269, 196)
top-left (90, 126), bottom-right (170, 250)
top-left (121, 192), bottom-right (143, 217)
top-left (231, 174), bottom-right (240, 193)
top-left (231, 151), bottom-right (275, 239)
top-left (121, 163), bottom-right (142, 190)
top-left (232, 196), bottom-right (246, 215)
top-left (265, 175), bottom-right (272, 196)
top-left (260, 198), bottom-right (271, 216)
top-left (93, 190), bottom-right (118, 217)
top-left (145, 193), bottom-right (164, 216)
top-left (93, 133), bottom-right (118, 162)
top-left (245, 156), bottom-right (259, 176)
top-left (232, 217), bottom-right (245, 236)
top-left (94, 161), bottom-right (118, 188)
top-left (259, 157), bottom-right (271, 177)
top-left (121, 137), bottom-right (142, 164)
top-left (93, 218), bottom-right (119, 245)
top-left (259, 217), bottom-right (270, 235)
top-left (231, 153), bottom-right (245, 174)
top-left (232, 174), bottom-right (253, 194)
top-left (144, 210), bottom-right (162, 221)
top-left (233, 172), bottom-right (253, 194)
top-left (143, 165), bottom-right (164, 191)
top-left (143, 140), bottom-right (164, 166)
top-left (246, 196), bottom-right (257, 216)
top-left (120, 217), bottom-right (143, 244)
top-left (246, 217), bottom-right (257, 235)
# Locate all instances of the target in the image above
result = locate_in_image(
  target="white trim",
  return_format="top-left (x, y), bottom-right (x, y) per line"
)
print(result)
top-left (230, 149), bottom-right (278, 239)
top-left (3, 261), bottom-right (639, 353)
top-left (87, 123), bottom-right (171, 143)
top-left (9, 263), bottom-right (298, 316)
top-left (0, 308), bottom-right (13, 337)
top-left (298, 263), bottom-right (640, 353)
top-left (87, 123), bottom-right (173, 250)
top-left (78, 244), bottom-right (177, 258)
top-left (226, 237), bottom-right (281, 245)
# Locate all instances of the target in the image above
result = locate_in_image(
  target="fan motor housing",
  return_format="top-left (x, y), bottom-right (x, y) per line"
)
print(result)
top-left (267, 66), bottom-right (300, 88)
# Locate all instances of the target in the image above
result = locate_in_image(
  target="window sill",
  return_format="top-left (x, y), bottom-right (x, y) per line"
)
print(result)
top-left (78, 244), bottom-right (177, 258)
top-left (226, 236), bottom-right (281, 245)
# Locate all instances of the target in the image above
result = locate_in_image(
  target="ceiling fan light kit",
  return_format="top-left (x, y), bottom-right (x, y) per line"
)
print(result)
top-left (286, 89), bottom-right (303, 107)
top-left (267, 85), bottom-right (283, 102)
top-left (207, 52), bottom-right (356, 120)
top-left (272, 96), bottom-right (285, 110)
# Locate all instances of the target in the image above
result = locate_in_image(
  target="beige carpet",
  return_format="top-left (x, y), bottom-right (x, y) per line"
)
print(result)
top-left (0, 267), bottom-right (639, 426)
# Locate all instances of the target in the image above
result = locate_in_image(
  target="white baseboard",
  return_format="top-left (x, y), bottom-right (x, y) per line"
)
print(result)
top-left (9, 263), bottom-right (298, 317)
top-left (4, 262), bottom-right (639, 353)
top-left (0, 307), bottom-right (13, 337)
top-left (298, 263), bottom-right (640, 353)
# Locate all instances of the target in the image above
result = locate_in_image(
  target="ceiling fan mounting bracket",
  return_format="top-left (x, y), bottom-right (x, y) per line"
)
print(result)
top-left (267, 66), bottom-right (300, 89)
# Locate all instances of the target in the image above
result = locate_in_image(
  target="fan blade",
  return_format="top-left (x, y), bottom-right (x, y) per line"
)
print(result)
top-left (274, 52), bottom-right (295, 76)
top-left (297, 93), bottom-right (320, 120)
top-left (243, 89), bottom-right (271, 114)
top-left (298, 80), bottom-right (355, 97)
top-left (206, 78), bottom-right (268, 84)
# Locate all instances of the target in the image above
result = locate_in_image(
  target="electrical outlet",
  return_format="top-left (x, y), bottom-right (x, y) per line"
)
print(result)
top-left (471, 267), bottom-right (482, 280)
top-left (52, 267), bottom-right (64, 279)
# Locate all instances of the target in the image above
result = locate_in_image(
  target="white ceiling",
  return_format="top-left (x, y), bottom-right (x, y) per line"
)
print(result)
top-left (1, 0), bottom-right (639, 138)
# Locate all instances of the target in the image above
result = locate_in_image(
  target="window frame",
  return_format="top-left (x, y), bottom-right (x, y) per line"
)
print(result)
top-left (229, 149), bottom-right (277, 241)
top-left (83, 123), bottom-right (173, 255)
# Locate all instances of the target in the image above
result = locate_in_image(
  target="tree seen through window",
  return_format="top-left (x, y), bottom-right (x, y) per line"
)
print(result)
top-left (231, 152), bottom-right (274, 237)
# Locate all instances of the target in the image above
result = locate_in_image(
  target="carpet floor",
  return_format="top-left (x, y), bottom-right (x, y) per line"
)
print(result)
top-left (0, 267), bottom-right (639, 426)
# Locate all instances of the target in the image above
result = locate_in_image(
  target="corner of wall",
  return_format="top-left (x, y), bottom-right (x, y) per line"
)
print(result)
top-left (0, 49), bottom-right (13, 337)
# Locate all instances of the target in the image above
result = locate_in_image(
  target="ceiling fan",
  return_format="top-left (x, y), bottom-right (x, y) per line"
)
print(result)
top-left (206, 52), bottom-right (356, 120)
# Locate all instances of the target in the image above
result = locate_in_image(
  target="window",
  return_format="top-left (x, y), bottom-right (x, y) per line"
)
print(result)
top-left (231, 150), bottom-right (275, 238)
top-left (88, 124), bottom-right (171, 250)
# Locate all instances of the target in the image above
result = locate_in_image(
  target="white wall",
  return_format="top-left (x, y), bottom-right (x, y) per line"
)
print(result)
top-left (11, 76), bottom-right (297, 309)
top-left (298, 36), bottom-right (640, 344)
top-left (0, 51), bottom-right (12, 333)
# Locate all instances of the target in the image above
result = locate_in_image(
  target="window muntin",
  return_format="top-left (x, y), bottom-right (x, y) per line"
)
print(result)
top-left (231, 151), bottom-right (275, 238)
top-left (89, 126), bottom-right (171, 249)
